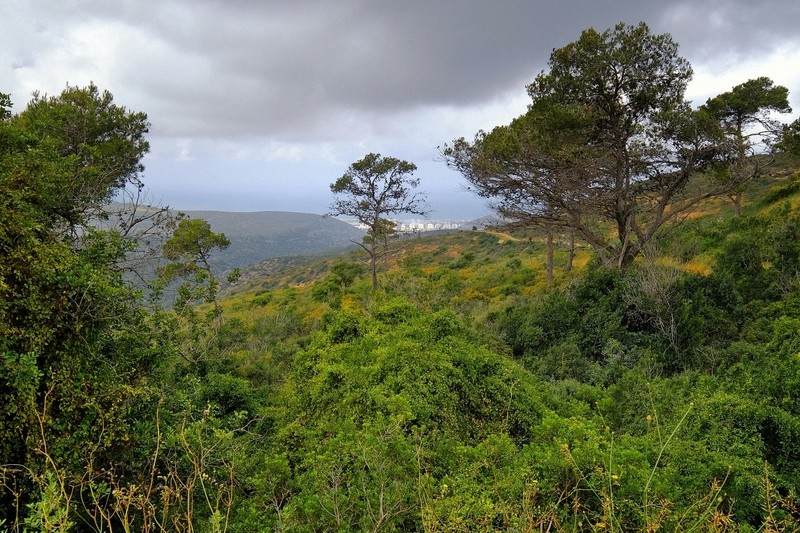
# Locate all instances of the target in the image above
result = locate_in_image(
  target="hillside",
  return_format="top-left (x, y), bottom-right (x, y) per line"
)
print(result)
top-left (178, 209), bottom-right (364, 271)
top-left (100, 205), bottom-right (366, 282)
top-left (198, 163), bottom-right (800, 529)
top-left (9, 148), bottom-right (800, 529)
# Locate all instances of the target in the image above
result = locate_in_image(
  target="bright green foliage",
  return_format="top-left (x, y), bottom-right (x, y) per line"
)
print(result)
top-left (229, 292), bottom-right (770, 530)
top-left (246, 300), bottom-right (553, 529)
top-left (23, 470), bottom-right (74, 532)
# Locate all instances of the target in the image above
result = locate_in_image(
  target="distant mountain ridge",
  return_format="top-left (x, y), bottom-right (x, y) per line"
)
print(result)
top-left (178, 209), bottom-right (364, 272)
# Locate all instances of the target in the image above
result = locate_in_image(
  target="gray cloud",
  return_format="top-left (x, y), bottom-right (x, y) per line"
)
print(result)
top-left (659, 1), bottom-right (800, 59)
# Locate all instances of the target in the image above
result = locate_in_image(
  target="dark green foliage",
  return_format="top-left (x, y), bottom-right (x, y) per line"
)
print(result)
top-left (159, 216), bottom-right (231, 310)
top-left (708, 208), bottom-right (800, 322)
top-left (781, 117), bottom-right (800, 155)
top-left (200, 372), bottom-right (257, 416)
top-left (703, 77), bottom-right (791, 129)
top-left (702, 76), bottom-right (791, 219)
top-left (490, 264), bottom-right (636, 382)
top-left (0, 86), bottom-right (160, 523)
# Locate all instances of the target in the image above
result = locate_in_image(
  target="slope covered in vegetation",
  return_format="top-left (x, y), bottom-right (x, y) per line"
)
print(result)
top-left (138, 159), bottom-right (800, 531)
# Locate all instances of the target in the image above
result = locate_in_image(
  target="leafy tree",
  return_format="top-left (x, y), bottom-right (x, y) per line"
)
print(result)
top-left (0, 92), bottom-right (11, 120)
top-left (0, 87), bottom-right (159, 522)
top-left (12, 83), bottom-right (150, 234)
top-left (154, 217), bottom-right (239, 367)
top-left (160, 217), bottom-right (232, 307)
top-left (702, 77), bottom-right (791, 215)
top-left (329, 153), bottom-right (428, 289)
top-left (780, 117), bottom-right (800, 155)
top-left (2, 84), bottom-right (169, 283)
top-left (443, 22), bottom-right (738, 268)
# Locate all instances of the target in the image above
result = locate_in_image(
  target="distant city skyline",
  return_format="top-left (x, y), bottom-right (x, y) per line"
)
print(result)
top-left (342, 218), bottom-right (470, 233)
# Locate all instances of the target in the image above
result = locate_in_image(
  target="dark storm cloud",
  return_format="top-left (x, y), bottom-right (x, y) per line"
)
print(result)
top-left (157, 1), bottom-right (800, 138)
top-left (5, 0), bottom-right (799, 141)
top-left (659, 0), bottom-right (800, 61)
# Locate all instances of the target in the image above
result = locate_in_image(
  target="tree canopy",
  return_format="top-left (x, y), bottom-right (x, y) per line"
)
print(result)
top-left (329, 153), bottom-right (428, 288)
top-left (0, 85), bottom-right (158, 522)
top-left (779, 117), bottom-right (800, 156)
top-left (701, 77), bottom-right (791, 215)
top-left (159, 217), bottom-right (232, 311)
top-left (703, 77), bottom-right (791, 139)
top-left (443, 22), bottom-right (755, 268)
top-left (11, 83), bottom-right (150, 233)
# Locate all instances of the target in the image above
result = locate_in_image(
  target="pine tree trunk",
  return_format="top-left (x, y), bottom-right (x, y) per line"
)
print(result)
top-left (733, 192), bottom-right (742, 217)
top-left (546, 227), bottom-right (554, 283)
top-left (565, 229), bottom-right (575, 273)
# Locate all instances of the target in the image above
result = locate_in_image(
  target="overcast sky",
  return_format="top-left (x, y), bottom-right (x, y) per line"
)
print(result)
top-left (3, 0), bottom-right (800, 219)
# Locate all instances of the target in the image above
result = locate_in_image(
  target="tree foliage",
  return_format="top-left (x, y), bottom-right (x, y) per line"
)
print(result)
top-left (780, 117), bottom-right (800, 156)
top-left (701, 77), bottom-right (791, 215)
top-left (154, 217), bottom-right (236, 366)
top-left (0, 86), bottom-right (158, 523)
top-left (329, 152), bottom-right (428, 288)
top-left (161, 218), bottom-right (231, 286)
top-left (703, 77), bottom-right (791, 142)
top-left (12, 83), bottom-right (150, 233)
top-left (443, 22), bottom-right (747, 268)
